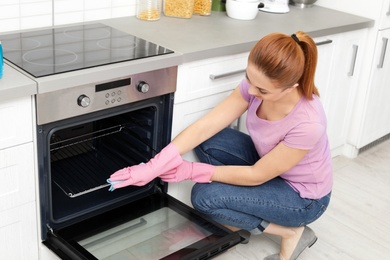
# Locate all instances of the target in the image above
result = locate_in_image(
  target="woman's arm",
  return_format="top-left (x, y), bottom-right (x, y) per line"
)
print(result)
top-left (211, 142), bottom-right (309, 185)
top-left (172, 87), bottom-right (248, 155)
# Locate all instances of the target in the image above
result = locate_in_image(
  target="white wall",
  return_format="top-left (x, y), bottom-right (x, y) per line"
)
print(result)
top-left (315, 0), bottom-right (382, 20)
top-left (0, 0), bottom-right (136, 34)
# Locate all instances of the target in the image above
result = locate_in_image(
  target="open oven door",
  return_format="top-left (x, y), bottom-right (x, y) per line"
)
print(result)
top-left (43, 192), bottom-right (243, 260)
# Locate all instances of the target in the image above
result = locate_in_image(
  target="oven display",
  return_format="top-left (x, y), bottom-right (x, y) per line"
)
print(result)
top-left (96, 78), bottom-right (131, 92)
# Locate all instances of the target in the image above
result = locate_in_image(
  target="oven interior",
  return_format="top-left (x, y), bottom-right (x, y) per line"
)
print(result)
top-left (38, 96), bottom-right (171, 235)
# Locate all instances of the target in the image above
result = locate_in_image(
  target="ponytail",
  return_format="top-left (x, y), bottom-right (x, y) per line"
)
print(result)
top-left (248, 31), bottom-right (319, 99)
top-left (295, 31), bottom-right (319, 98)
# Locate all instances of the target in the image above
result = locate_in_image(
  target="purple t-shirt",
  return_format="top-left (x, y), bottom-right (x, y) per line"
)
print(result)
top-left (240, 79), bottom-right (333, 199)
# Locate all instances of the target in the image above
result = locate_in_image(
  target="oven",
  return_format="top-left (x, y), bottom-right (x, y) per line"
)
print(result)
top-left (1, 24), bottom-right (242, 259)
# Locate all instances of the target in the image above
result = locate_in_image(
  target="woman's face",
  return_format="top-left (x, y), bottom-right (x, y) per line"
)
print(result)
top-left (245, 63), bottom-right (296, 102)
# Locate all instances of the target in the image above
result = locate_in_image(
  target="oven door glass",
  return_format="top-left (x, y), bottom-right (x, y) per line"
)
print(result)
top-left (44, 193), bottom-right (243, 260)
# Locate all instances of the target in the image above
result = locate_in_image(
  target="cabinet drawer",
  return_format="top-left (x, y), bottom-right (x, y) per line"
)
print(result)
top-left (175, 53), bottom-right (248, 103)
top-left (0, 143), bottom-right (35, 211)
top-left (380, 0), bottom-right (390, 29)
top-left (172, 91), bottom-right (232, 139)
top-left (0, 96), bottom-right (33, 150)
top-left (0, 202), bottom-right (38, 260)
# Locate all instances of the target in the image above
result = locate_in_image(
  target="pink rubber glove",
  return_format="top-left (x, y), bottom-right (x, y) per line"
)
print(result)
top-left (160, 160), bottom-right (215, 183)
top-left (109, 143), bottom-right (182, 188)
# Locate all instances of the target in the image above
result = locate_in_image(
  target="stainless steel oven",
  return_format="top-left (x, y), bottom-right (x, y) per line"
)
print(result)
top-left (1, 23), bottom-right (242, 259)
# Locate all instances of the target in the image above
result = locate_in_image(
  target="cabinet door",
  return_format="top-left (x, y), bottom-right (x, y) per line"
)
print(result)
top-left (358, 29), bottom-right (390, 147)
top-left (175, 53), bottom-right (248, 103)
top-left (0, 202), bottom-right (38, 260)
top-left (0, 143), bottom-right (35, 211)
top-left (325, 30), bottom-right (367, 153)
top-left (0, 97), bottom-right (33, 150)
top-left (314, 35), bottom-right (339, 107)
top-left (170, 91), bottom-right (232, 206)
top-left (380, 0), bottom-right (390, 29)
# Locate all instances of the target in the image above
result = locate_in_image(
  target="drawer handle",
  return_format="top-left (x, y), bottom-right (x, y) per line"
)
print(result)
top-left (377, 37), bottom-right (388, 69)
top-left (209, 69), bottom-right (246, 80)
top-left (348, 44), bottom-right (359, 76)
top-left (387, 2), bottom-right (390, 16)
top-left (315, 39), bottom-right (333, 46)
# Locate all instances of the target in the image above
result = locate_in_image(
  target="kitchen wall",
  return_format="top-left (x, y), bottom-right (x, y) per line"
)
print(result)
top-left (0, 0), bottom-right (136, 34)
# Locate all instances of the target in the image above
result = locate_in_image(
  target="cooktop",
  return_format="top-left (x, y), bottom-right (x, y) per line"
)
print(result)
top-left (0, 23), bottom-right (174, 78)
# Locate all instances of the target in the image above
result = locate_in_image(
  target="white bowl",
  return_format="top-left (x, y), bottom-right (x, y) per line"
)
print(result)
top-left (226, 0), bottom-right (261, 20)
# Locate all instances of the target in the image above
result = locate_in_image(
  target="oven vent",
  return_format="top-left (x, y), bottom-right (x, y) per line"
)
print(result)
top-left (196, 241), bottom-right (234, 260)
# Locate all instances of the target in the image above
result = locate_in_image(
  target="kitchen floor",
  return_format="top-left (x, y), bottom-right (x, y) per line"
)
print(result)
top-left (214, 139), bottom-right (390, 260)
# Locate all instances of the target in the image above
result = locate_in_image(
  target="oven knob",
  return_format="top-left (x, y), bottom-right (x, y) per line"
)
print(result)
top-left (137, 81), bottom-right (150, 93)
top-left (77, 94), bottom-right (90, 108)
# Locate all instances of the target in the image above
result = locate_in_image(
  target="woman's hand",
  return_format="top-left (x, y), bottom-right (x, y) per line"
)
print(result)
top-left (108, 143), bottom-right (182, 189)
top-left (159, 160), bottom-right (215, 183)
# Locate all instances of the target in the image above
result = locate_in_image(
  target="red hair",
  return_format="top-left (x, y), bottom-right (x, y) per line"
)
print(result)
top-left (248, 31), bottom-right (319, 99)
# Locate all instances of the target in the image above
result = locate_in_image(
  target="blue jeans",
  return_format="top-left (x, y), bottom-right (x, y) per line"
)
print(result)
top-left (191, 128), bottom-right (331, 231)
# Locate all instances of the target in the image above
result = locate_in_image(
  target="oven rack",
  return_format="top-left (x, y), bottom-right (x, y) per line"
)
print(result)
top-left (50, 124), bottom-right (153, 198)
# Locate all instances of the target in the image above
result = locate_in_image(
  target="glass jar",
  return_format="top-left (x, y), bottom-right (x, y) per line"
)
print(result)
top-left (193, 0), bottom-right (212, 15)
top-left (137, 0), bottom-right (162, 21)
top-left (164, 0), bottom-right (194, 19)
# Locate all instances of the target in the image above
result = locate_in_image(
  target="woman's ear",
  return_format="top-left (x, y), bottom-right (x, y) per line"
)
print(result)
top-left (284, 83), bottom-right (299, 93)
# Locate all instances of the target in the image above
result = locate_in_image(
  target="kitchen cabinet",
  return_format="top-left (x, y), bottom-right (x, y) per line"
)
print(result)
top-left (379, 0), bottom-right (390, 29)
top-left (356, 0), bottom-right (390, 148)
top-left (317, 0), bottom-right (390, 156)
top-left (170, 53), bottom-right (248, 205)
top-left (315, 30), bottom-right (368, 155)
top-left (0, 97), bottom-right (38, 260)
top-left (0, 96), bottom-right (33, 150)
top-left (357, 29), bottom-right (390, 147)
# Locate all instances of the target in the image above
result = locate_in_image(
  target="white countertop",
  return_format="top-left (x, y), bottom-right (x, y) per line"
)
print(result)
top-left (0, 64), bottom-right (36, 102)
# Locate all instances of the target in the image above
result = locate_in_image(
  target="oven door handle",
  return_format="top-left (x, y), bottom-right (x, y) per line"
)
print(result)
top-left (44, 233), bottom-right (93, 260)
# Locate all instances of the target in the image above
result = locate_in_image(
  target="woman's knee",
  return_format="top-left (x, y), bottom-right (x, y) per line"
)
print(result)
top-left (191, 183), bottom-right (219, 213)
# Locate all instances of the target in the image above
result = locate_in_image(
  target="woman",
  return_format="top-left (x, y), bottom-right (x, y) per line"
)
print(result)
top-left (108, 31), bottom-right (333, 260)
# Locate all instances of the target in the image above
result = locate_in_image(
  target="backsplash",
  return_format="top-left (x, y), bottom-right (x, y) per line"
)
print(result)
top-left (0, 0), bottom-right (136, 34)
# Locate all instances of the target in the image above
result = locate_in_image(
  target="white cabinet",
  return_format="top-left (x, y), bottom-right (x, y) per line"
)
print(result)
top-left (314, 35), bottom-right (338, 108)
top-left (170, 53), bottom-right (248, 205)
top-left (172, 52), bottom-right (249, 149)
top-left (314, 30), bottom-right (368, 155)
top-left (0, 201), bottom-right (38, 260)
top-left (0, 96), bottom-right (38, 260)
top-left (0, 143), bottom-right (36, 211)
top-left (358, 29), bottom-right (390, 147)
top-left (316, 0), bottom-right (390, 156)
top-left (379, 0), bottom-right (390, 29)
top-left (0, 96), bottom-right (33, 150)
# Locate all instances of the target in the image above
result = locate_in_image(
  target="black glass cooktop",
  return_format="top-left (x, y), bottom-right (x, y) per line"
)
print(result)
top-left (0, 23), bottom-right (173, 78)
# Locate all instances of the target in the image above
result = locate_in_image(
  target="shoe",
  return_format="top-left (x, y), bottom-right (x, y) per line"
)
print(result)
top-left (263, 226), bottom-right (317, 260)
top-left (236, 229), bottom-right (251, 244)
top-left (263, 254), bottom-right (281, 260)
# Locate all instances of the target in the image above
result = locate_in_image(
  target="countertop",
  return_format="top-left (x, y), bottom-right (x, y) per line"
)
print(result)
top-left (104, 6), bottom-right (374, 62)
top-left (0, 5), bottom-right (374, 98)
top-left (0, 64), bottom-right (37, 102)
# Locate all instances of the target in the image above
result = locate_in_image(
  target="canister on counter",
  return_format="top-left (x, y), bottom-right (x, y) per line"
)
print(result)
top-left (211, 0), bottom-right (226, 11)
top-left (137, 0), bottom-right (162, 21)
top-left (164, 0), bottom-right (194, 18)
top-left (193, 0), bottom-right (212, 15)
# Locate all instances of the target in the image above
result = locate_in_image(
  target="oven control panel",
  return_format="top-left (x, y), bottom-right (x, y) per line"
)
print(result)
top-left (36, 66), bottom-right (178, 125)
